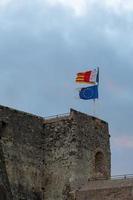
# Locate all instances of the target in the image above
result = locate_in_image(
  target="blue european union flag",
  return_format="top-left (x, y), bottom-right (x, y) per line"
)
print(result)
top-left (79, 85), bottom-right (98, 100)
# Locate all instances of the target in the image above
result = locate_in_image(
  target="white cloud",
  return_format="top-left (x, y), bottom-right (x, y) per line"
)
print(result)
top-left (112, 136), bottom-right (133, 149)
top-left (104, 0), bottom-right (133, 13)
top-left (46, 0), bottom-right (89, 16)
top-left (1, 0), bottom-right (133, 17)
top-left (0, 0), bottom-right (13, 8)
top-left (45, 0), bottom-right (133, 16)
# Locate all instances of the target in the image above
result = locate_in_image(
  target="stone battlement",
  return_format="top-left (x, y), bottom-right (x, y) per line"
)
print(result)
top-left (44, 108), bottom-right (107, 125)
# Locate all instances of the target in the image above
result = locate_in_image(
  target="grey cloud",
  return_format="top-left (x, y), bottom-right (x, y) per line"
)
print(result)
top-left (0, 0), bottom-right (133, 174)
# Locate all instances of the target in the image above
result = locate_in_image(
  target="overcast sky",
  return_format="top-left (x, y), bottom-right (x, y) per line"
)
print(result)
top-left (0, 0), bottom-right (133, 175)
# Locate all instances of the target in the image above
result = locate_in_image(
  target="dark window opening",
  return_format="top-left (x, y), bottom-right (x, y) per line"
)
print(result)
top-left (95, 152), bottom-right (105, 177)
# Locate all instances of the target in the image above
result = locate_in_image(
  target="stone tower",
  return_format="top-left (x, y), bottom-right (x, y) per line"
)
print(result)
top-left (43, 109), bottom-right (111, 200)
top-left (0, 105), bottom-right (111, 200)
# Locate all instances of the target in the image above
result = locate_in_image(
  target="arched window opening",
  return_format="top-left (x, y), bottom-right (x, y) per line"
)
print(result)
top-left (95, 152), bottom-right (105, 177)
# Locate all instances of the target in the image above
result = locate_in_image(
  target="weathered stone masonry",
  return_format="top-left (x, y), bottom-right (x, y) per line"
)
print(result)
top-left (0, 105), bottom-right (44, 200)
top-left (70, 178), bottom-right (133, 200)
top-left (0, 105), bottom-right (111, 200)
top-left (43, 109), bottom-right (111, 200)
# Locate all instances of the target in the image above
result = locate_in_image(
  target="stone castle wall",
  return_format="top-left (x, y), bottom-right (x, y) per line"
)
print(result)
top-left (0, 141), bottom-right (13, 200)
top-left (0, 105), bottom-right (110, 200)
top-left (0, 105), bottom-right (44, 199)
top-left (44, 109), bottom-right (110, 200)
top-left (71, 178), bottom-right (133, 200)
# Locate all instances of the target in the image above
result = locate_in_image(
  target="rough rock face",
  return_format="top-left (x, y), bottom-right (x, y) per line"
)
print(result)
top-left (0, 105), bottom-right (111, 200)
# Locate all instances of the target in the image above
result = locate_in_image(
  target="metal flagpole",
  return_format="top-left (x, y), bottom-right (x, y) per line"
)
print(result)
top-left (93, 67), bottom-right (99, 117)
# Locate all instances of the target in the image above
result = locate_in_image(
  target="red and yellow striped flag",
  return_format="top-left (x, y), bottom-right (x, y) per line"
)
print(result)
top-left (76, 69), bottom-right (98, 84)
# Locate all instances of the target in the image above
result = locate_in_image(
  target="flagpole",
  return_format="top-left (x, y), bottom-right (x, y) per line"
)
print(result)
top-left (93, 99), bottom-right (96, 116)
